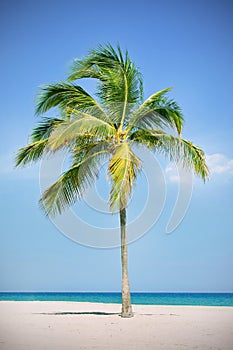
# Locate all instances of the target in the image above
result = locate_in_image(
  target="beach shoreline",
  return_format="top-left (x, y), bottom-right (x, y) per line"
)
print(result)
top-left (0, 301), bottom-right (233, 349)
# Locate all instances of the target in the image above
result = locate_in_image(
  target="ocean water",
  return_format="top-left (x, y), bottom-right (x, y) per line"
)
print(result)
top-left (0, 292), bottom-right (233, 306)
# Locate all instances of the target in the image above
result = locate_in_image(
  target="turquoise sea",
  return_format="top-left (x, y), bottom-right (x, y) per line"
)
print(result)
top-left (0, 293), bottom-right (233, 306)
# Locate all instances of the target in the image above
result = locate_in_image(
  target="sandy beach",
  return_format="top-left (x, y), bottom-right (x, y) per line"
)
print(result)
top-left (0, 301), bottom-right (232, 350)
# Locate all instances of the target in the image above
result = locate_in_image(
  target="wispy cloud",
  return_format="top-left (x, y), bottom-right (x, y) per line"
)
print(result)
top-left (165, 153), bottom-right (233, 183)
top-left (206, 153), bottom-right (233, 176)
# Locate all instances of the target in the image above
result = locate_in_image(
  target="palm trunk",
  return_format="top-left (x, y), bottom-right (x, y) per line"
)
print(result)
top-left (120, 207), bottom-right (133, 318)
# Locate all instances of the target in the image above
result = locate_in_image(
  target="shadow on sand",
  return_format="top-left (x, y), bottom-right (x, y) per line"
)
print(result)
top-left (38, 311), bottom-right (120, 316)
top-left (36, 311), bottom-right (180, 317)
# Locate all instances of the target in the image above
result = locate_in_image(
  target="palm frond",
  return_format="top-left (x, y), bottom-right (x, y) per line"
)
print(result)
top-left (96, 45), bottom-right (143, 127)
top-left (35, 83), bottom-right (110, 123)
top-left (40, 143), bottom-right (109, 215)
top-left (67, 43), bottom-right (121, 81)
top-left (131, 129), bottom-right (209, 180)
top-left (15, 140), bottom-right (48, 167)
top-left (30, 117), bottom-right (65, 142)
top-left (16, 83), bottom-right (116, 166)
top-left (47, 112), bottom-right (116, 151)
top-left (16, 117), bottom-right (66, 167)
top-left (108, 142), bottom-right (141, 210)
top-left (68, 44), bottom-right (143, 128)
top-left (68, 59), bottom-right (103, 82)
top-left (128, 88), bottom-right (184, 135)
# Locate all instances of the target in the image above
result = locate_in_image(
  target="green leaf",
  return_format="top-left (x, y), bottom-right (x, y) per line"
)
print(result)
top-left (47, 113), bottom-right (116, 151)
top-left (15, 140), bottom-right (48, 167)
top-left (68, 44), bottom-right (143, 128)
top-left (131, 129), bottom-right (209, 180)
top-left (40, 142), bottom-right (109, 215)
top-left (36, 82), bottom-right (107, 118)
top-left (30, 117), bottom-right (64, 142)
top-left (108, 142), bottom-right (141, 210)
top-left (128, 88), bottom-right (184, 135)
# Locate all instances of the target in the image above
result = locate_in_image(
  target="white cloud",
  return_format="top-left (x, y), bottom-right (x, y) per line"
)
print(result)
top-left (206, 153), bottom-right (233, 176)
top-left (165, 153), bottom-right (233, 184)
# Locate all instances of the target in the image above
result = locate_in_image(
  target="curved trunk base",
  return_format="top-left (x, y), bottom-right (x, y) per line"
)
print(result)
top-left (121, 305), bottom-right (134, 318)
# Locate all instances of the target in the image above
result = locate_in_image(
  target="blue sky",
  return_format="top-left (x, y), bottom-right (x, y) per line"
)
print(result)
top-left (1, 0), bottom-right (233, 292)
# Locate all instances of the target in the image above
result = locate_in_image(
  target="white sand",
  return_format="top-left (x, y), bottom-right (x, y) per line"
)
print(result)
top-left (0, 301), bottom-right (233, 350)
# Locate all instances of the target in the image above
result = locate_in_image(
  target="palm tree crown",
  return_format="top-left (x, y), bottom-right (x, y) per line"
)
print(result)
top-left (16, 44), bottom-right (208, 215)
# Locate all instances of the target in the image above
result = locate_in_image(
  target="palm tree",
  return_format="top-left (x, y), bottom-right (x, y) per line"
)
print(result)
top-left (16, 44), bottom-right (208, 318)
